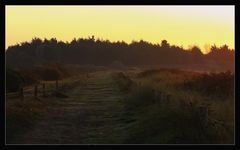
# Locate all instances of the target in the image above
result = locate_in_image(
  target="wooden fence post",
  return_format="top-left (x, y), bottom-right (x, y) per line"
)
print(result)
top-left (19, 87), bottom-right (24, 101)
top-left (34, 85), bottom-right (38, 98)
top-left (42, 83), bottom-right (46, 97)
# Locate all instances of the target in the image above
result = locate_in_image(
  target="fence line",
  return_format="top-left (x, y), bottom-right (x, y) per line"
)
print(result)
top-left (6, 79), bottom-right (64, 101)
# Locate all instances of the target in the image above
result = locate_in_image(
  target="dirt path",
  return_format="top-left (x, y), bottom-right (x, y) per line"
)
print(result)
top-left (13, 72), bottom-right (127, 144)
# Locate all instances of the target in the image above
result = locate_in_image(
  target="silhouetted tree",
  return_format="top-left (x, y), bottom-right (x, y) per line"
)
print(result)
top-left (161, 40), bottom-right (170, 49)
top-left (191, 46), bottom-right (203, 56)
top-left (6, 37), bottom-right (234, 72)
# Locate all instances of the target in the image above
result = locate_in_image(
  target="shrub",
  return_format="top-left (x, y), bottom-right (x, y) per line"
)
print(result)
top-left (112, 72), bottom-right (136, 92)
top-left (38, 67), bottom-right (61, 81)
top-left (124, 86), bottom-right (155, 110)
top-left (137, 69), bottom-right (162, 78)
top-left (182, 71), bottom-right (234, 98)
top-left (6, 68), bottom-right (24, 92)
top-left (124, 98), bottom-right (233, 144)
top-left (18, 70), bottom-right (40, 86)
top-left (109, 60), bottom-right (125, 69)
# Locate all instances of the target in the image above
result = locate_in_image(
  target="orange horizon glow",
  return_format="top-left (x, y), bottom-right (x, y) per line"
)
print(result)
top-left (6, 6), bottom-right (234, 53)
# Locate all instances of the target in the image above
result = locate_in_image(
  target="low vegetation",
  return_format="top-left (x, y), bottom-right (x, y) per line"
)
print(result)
top-left (6, 63), bottom-right (74, 92)
top-left (182, 71), bottom-right (234, 99)
top-left (5, 37), bottom-right (234, 144)
top-left (6, 68), bottom-right (234, 144)
top-left (6, 67), bottom-right (25, 92)
top-left (6, 99), bottom-right (46, 143)
top-left (112, 72), bottom-right (137, 92)
top-left (6, 73), bottom-right (87, 143)
top-left (113, 69), bottom-right (234, 144)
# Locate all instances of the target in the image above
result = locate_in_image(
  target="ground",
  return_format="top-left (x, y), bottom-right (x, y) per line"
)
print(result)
top-left (6, 69), bottom-right (234, 144)
top-left (7, 71), bottom-right (127, 144)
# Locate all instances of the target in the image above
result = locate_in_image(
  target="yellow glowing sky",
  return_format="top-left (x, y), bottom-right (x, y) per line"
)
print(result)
top-left (6, 6), bottom-right (234, 53)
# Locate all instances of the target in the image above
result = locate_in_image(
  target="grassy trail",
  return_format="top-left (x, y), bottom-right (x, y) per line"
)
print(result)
top-left (11, 71), bottom-right (126, 144)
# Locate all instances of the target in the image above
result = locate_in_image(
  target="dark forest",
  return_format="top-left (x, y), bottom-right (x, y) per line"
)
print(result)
top-left (6, 37), bottom-right (234, 72)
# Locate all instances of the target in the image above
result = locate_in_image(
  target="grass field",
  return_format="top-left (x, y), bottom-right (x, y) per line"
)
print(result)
top-left (6, 68), bottom-right (234, 144)
top-left (118, 69), bottom-right (234, 144)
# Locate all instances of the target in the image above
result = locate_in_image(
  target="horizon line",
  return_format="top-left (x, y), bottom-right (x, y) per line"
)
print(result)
top-left (5, 36), bottom-right (235, 53)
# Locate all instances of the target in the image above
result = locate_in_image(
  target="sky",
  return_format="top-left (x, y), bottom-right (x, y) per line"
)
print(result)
top-left (5, 5), bottom-right (234, 53)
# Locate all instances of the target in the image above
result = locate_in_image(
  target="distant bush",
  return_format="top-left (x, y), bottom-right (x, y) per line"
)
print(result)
top-left (28, 63), bottom-right (70, 81)
top-left (18, 70), bottom-right (40, 86)
top-left (137, 68), bottom-right (182, 78)
top-left (6, 68), bottom-right (24, 92)
top-left (137, 69), bottom-right (162, 78)
top-left (124, 86), bottom-right (155, 110)
top-left (182, 71), bottom-right (234, 98)
top-left (6, 67), bottom-right (41, 91)
top-left (35, 67), bottom-right (61, 81)
top-left (109, 60), bottom-right (125, 69)
top-left (47, 63), bottom-right (70, 78)
top-left (112, 72), bottom-right (136, 92)
top-left (6, 63), bottom-right (70, 89)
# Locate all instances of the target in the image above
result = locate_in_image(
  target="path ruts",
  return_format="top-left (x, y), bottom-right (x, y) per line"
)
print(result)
top-left (12, 72), bottom-right (126, 144)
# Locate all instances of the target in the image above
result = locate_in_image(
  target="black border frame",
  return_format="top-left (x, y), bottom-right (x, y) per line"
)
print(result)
top-left (1, 0), bottom-right (239, 150)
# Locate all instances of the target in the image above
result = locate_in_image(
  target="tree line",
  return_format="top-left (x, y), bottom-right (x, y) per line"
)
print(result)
top-left (6, 36), bottom-right (234, 70)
